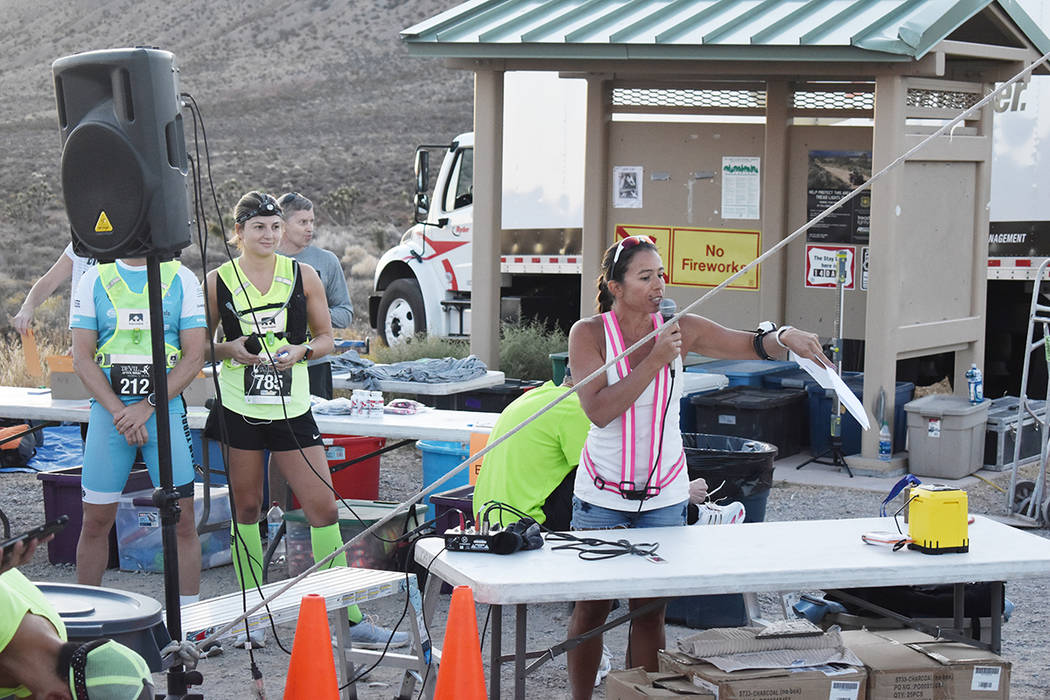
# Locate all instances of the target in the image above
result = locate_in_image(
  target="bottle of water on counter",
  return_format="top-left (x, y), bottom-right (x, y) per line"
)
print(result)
top-left (370, 390), bottom-right (385, 418)
top-left (966, 363), bottom-right (983, 404)
top-left (878, 422), bottom-right (892, 462)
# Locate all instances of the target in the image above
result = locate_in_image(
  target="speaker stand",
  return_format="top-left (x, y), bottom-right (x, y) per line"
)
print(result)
top-left (145, 256), bottom-right (203, 699)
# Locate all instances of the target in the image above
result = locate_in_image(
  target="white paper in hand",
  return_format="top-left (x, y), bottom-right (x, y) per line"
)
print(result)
top-left (790, 353), bottom-right (871, 431)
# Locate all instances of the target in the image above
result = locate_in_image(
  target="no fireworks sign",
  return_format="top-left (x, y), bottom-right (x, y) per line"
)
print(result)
top-left (805, 245), bottom-right (855, 289)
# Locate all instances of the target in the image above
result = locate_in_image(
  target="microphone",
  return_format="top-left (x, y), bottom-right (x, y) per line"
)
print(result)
top-left (660, 297), bottom-right (677, 323)
top-left (659, 298), bottom-right (678, 377)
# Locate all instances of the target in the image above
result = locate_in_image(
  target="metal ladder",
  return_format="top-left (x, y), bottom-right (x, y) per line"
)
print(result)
top-left (1006, 258), bottom-right (1050, 527)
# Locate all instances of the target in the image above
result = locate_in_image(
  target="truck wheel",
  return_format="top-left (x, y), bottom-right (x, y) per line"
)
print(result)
top-left (378, 279), bottom-right (426, 346)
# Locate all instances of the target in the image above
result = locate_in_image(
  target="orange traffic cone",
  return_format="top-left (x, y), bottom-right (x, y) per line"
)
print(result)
top-left (283, 594), bottom-right (339, 699)
top-left (434, 585), bottom-right (487, 700)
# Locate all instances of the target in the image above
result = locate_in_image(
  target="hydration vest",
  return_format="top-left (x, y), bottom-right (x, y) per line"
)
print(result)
top-left (95, 261), bottom-right (182, 398)
top-left (216, 255), bottom-right (310, 419)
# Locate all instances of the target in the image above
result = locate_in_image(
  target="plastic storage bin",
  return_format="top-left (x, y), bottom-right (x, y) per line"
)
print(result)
top-left (417, 440), bottom-right (471, 520)
top-left (983, 396), bottom-right (1046, 472)
top-left (904, 395), bottom-right (990, 479)
top-left (690, 387), bottom-right (808, 458)
top-left (37, 582), bottom-right (169, 671)
top-left (685, 359), bottom-right (797, 388)
top-left (679, 371), bottom-right (729, 432)
top-left (115, 483), bottom-right (232, 572)
top-left (430, 379), bottom-right (541, 412)
top-left (283, 500), bottom-right (427, 577)
top-left (289, 434), bottom-right (384, 508)
top-left (190, 428), bottom-right (227, 485)
top-left (37, 465), bottom-right (153, 566)
top-left (550, 351), bottom-right (569, 385)
top-left (431, 484), bottom-right (475, 534)
top-left (841, 375), bottom-right (913, 456)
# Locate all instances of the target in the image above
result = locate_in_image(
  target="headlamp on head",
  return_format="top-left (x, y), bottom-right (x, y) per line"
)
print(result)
top-left (235, 193), bottom-right (283, 224)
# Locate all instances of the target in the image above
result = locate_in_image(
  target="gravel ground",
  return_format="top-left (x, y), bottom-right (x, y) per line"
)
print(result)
top-left (3, 450), bottom-right (1048, 699)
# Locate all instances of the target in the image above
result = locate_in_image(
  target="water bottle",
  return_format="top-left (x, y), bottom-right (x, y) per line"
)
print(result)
top-left (966, 363), bottom-right (983, 404)
top-left (878, 422), bottom-right (892, 461)
top-left (266, 501), bottom-right (285, 565)
top-left (371, 390), bottom-right (384, 418)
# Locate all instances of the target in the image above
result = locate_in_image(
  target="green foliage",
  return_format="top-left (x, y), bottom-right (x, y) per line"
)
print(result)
top-left (499, 321), bottom-right (567, 381)
top-left (372, 334), bottom-right (470, 364)
top-left (320, 186), bottom-right (361, 227)
top-left (369, 321), bottom-right (567, 382)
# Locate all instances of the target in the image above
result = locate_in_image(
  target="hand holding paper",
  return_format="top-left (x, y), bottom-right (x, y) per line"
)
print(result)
top-left (790, 352), bottom-right (871, 431)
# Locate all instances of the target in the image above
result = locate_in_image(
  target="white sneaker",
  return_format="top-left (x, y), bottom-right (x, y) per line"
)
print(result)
top-left (233, 628), bottom-right (265, 649)
top-left (694, 501), bottom-right (746, 525)
top-left (594, 645), bottom-right (612, 687)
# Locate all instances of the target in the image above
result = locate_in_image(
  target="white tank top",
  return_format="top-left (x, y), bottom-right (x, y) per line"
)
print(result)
top-left (574, 311), bottom-right (686, 511)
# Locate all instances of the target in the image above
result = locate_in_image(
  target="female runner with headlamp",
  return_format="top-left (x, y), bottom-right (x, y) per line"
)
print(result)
top-left (205, 191), bottom-right (353, 649)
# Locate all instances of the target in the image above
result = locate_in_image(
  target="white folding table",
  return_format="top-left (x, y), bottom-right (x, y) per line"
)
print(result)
top-left (415, 515), bottom-right (1050, 700)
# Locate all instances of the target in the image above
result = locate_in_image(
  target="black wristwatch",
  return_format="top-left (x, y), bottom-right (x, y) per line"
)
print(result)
top-left (753, 322), bottom-right (777, 361)
top-left (146, 392), bottom-right (157, 407)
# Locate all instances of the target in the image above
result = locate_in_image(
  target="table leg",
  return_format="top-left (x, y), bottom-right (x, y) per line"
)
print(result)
top-left (953, 583), bottom-right (965, 631)
top-left (334, 611), bottom-right (359, 700)
top-left (490, 605), bottom-right (501, 700)
top-left (515, 604), bottom-right (527, 700)
top-left (990, 581), bottom-right (1003, 654)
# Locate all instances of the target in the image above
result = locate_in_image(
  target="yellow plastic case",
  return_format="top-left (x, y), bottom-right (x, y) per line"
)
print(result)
top-left (908, 484), bottom-right (969, 554)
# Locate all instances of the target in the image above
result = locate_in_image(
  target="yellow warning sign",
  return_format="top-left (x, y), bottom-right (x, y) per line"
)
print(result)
top-left (615, 225), bottom-right (761, 290)
top-left (94, 211), bottom-right (113, 233)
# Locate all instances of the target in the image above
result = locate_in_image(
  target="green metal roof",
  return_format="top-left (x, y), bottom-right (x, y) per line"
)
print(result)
top-left (401, 0), bottom-right (1050, 63)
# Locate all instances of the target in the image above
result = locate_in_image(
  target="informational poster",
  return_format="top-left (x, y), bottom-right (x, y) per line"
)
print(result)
top-left (616, 224), bottom-right (760, 290)
top-left (613, 166), bottom-right (643, 208)
top-left (806, 150), bottom-right (871, 244)
top-left (860, 247), bottom-right (869, 291)
top-left (721, 156), bottom-right (760, 220)
top-left (805, 245), bottom-right (855, 289)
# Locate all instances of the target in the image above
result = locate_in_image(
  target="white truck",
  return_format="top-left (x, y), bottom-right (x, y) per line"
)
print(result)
top-left (368, 73), bottom-right (586, 346)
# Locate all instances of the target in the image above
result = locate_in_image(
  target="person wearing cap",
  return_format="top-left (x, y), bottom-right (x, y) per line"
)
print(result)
top-left (205, 191), bottom-right (407, 650)
top-left (275, 192), bottom-right (353, 400)
top-left (70, 250), bottom-right (205, 604)
top-left (0, 538), bottom-right (155, 699)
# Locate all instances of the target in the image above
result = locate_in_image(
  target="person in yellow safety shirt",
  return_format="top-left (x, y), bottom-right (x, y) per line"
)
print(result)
top-left (203, 191), bottom-right (407, 650)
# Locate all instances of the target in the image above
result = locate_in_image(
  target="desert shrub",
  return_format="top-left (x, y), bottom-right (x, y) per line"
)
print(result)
top-left (372, 334), bottom-right (470, 363)
top-left (319, 186), bottom-right (361, 227)
top-left (3, 178), bottom-right (57, 226)
top-left (0, 326), bottom-right (68, 388)
top-left (499, 321), bottom-right (567, 381)
top-left (369, 320), bottom-right (567, 382)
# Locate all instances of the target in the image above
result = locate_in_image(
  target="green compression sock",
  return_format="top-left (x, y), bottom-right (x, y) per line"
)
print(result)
top-left (231, 521), bottom-right (264, 592)
top-left (311, 523), bottom-right (363, 624)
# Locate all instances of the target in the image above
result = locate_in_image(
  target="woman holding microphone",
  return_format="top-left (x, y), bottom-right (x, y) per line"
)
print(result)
top-left (566, 235), bottom-right (828, 698)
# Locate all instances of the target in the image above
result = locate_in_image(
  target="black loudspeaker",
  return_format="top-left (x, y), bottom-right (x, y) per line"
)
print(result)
top-left (52, 48), bottom-right (191, 259)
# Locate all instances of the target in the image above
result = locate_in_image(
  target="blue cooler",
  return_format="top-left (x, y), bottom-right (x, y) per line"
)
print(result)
top-left (417, 440), bottom-right (470, 520)
top-left (686, 359), bottom-right (797, 388)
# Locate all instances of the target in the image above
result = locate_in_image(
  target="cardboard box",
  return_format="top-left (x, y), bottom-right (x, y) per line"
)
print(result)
top-left (659, 650), bottom-right (866, 700)
top-left (47, 355), bottom-right (91, 400)
top-left (843, 629), bottom-right (1010, 700)
top-left (607, 667), bottom-right (714, 699)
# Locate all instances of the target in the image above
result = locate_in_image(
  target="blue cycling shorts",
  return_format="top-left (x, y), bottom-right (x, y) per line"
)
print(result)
top-left (82, 401), bottom-right (196, 504)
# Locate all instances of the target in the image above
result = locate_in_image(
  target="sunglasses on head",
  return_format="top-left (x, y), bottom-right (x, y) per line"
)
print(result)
top-left (277, 192), bottom-right (303, 206)
top-left (613, 235), bottom-right (655, 264)
top-left (235, 193), bottom-right (282, 224)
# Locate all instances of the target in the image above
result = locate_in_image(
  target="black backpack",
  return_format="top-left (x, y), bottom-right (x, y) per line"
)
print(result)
top-left (0, 419), bottom-right (40, 468)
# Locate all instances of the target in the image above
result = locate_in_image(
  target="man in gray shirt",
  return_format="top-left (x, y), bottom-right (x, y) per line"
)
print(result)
top-left (277, 192), bottom-right (353, 399)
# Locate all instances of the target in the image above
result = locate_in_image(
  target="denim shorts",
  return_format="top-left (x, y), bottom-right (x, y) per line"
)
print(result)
top-left (570, 496), bottom-right (688, 530)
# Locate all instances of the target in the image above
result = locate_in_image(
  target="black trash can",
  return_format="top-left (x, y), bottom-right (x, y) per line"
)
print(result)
top-left (666, 434), bottom-right (777, 630)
